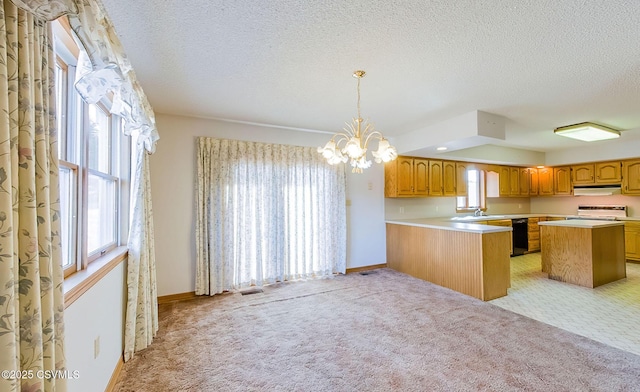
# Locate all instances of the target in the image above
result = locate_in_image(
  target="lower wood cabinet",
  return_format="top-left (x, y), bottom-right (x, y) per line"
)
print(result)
top-left (625, 221), bottom-right (640, 261)
top-left (527, 217), bottom-right (541, 252)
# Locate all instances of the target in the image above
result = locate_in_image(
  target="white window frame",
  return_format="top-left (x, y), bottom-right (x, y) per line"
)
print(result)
top-left (53, 18), bottom-right (130, 277)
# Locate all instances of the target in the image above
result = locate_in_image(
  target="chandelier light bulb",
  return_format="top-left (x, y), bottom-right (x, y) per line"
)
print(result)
top-left (344, 137), bottom-right (365, 159)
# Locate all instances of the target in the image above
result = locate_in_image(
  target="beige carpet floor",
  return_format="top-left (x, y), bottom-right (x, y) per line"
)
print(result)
top-left (115, 269), bottom-right (640, 391)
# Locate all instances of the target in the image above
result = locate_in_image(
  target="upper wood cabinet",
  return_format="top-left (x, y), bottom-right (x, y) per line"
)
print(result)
top-left (595, 161), bottom-right (622, 184)
top-left (497, 166), bottom-right (535, 197)
top-left (455, 162), bottom-right (468, 196)
top-left (442, 161), bottom-right (457, 196)
top-left (384, 157), bottom-right (429, 197)
top-left (622, 159), bottom-right (640, 195)
top-left (396, 157), bottom-right (414, 196)
top-left (572, 161), bottom-right (621, 185)
top-left (428, 160), bottom-right (444, 196)
top-left (572, 164), bottom-right (594, 185)
top-left (509, 167), bottom-right (520, 196)
top-left (499, 166), bottom-right (510, 197)
top-left (519, 168), bottom-right (531, 196)
top-left (414, 159), bottom-right (429, 195)
top-left (529, 168), bottom-right (539, 196)
top-left (538, 167), bottom-right (554, 196)
top-left (553, 166), bottom-right (572, 195)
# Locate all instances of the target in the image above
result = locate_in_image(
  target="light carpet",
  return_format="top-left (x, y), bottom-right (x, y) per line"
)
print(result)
top-left (114, 268), bottom-right (640, 391)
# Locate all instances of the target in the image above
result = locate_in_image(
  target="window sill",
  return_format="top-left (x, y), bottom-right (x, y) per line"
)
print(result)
top-left (64, 246), bottom-right (128, 309)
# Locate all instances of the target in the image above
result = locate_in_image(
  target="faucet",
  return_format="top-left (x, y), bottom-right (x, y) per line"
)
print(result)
top-left (474, 208), bottom-right (485, 217)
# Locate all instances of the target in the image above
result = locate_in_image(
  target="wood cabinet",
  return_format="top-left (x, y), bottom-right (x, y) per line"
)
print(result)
top-left (622, 159), bottom-right (640, 195)
top-left (490, 166), bottom-right (523, 196)
top-left (519, 168), bottom-right (531, 196)
top-left (572, 164), bottom-right (594, 185)
top-left (529, 168), bottom-right (539, 195)
top-left (509, 167), bottom-right (520, 196)
top-left (455, 162), bottom-right (468, 196)
top-left (527, 217), bottom-right (541, 252)
top-left (428, 160), bottom-right (443, 196)
top-left (553, 166), bottom-right (572, 195)
top-left (443, 161), bottom-right (457, 196)
top-left (499, 166), bottom-right (511, 197)
top-left (572, 161), bottom-right (621, 185)
top-left (595, 161), bottom-right (621, 183)
top-left (384, 157), bottom-right (429, 197)
top-left (537, 167), bottom-right (554, 195)
top-left (624, 221), bottom-right (640, 261)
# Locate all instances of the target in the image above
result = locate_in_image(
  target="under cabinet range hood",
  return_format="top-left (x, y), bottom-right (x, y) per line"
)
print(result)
top-left (573, 185), bottom-right (622, 196)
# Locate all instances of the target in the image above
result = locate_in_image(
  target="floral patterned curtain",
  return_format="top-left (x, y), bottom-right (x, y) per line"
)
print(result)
top-left (196, 138), bottom-right (347, 295)
top-left (123, 134), bottom-right (157, 361)
top-left (6, 0), bottom-right (160, 363)
top-left (0, 1), bottom-right (67, 391)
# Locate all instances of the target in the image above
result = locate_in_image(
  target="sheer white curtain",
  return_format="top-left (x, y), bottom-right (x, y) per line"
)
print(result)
top-left (196, 137), bottom-right (347, 295)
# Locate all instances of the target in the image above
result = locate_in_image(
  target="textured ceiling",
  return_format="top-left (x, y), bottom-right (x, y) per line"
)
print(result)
top-left (100, 0), bottom-right (640, 156)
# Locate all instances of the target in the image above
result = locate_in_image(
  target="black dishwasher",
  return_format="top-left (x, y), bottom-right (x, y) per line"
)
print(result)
top-left (511, 218), bottom-right (528, 256)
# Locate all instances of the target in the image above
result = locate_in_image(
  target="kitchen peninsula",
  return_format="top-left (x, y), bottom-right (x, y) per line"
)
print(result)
top-left (386, 219), bottom-right (511, 301)
top-left (539, 219), bottom-right (626, 288)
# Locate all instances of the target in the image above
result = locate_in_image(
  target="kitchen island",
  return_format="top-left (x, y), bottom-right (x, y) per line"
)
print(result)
top-left (539, 220), bottom-right (626, 288)
top-left (386, 219), bottom-right (512, 301)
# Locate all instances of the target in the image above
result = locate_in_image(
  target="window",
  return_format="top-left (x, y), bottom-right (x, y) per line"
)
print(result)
top-left (53, 18), bottom-right (130, 277)
top-left (456, 169), bottom-right (486, 211)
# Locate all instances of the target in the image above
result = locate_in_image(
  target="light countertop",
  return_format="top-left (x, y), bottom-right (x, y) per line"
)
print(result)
top-left (386, 218), bottom-right (512, 234)
top-left (538, 220), bottom-right (625, 228)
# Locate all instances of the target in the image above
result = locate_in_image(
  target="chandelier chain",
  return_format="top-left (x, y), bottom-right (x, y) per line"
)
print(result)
top-left (357, 76), bottom-right (361, 121)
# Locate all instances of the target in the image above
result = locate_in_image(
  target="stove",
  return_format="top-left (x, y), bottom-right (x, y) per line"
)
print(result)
top-left (568, 205), bottom-right (627, 220)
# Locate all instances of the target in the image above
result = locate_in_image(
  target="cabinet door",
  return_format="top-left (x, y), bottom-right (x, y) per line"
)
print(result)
top-left (414, 158), bottom-right (429, 196)
top-left (624, 223), bottom-right (640, 261)
top-left (595, 161), bottom-right (621, 184)
top-left (538, 167), bottom-right (554, 195)
top-left (397, 157), bottom-right (415, 195)
top-left (509, 167), bottom-right (520, 196)
top-left (499, 166), bottom-right (511, 197)
top-left (442, 161), bottom-right (457, 196)
top-left (455, 162), bottom-right (468, 196)
top-left (428, 160), bottom-right (443, 196)
top-left (572, 164), bottom-right (594, 185)
top-left (622, 159), bottom-right (640, 195)
top-left (384, 160), bottom-right (398, 197)
top-left (554, 166), bottom-right (572, 195)
top-left (529, 168), bottom-right (539, 195)
top-left (527, 217), bottom-right (540, 251)
top-left (519, 168), bottom-right (530, 196)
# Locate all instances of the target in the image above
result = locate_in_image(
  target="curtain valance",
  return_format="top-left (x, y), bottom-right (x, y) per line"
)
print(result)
top-left (10, 0), bottom-right (159, 152)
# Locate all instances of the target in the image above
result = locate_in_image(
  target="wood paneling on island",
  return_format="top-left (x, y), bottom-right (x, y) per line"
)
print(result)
top-left (540, 221), bottom-right (626, 288)
top-left (386, 224), bottom-right (510, 301)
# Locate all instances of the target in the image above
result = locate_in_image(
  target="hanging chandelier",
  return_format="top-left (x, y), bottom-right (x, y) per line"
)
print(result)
top-left (317, 70), bottom-right (398, 173)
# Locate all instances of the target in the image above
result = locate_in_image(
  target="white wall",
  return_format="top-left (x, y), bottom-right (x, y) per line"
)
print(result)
top-left (545, 136), bottom-right (640, 166)
top-left (150, 113), bottom-right (387, 296)
top-left (65, 263), bottom-right (125, 392)
top-left (384, 196), bottom-right (530, 220)
top-left (531, 194), bottom-right (640, 217)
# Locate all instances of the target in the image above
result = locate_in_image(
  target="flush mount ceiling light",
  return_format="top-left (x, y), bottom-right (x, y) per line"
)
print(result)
top-left (553, 122), bottom-right (620, 142)
top-left (317, 70), bottom-right (397, 173)
top-left (436, 146), bottom-right (448, 151)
